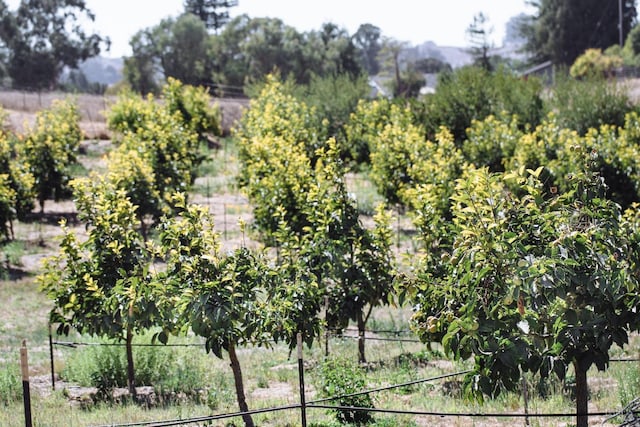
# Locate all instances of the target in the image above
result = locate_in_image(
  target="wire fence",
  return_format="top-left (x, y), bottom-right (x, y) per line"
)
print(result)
top-left (35, 327), bottom-right (640, 427)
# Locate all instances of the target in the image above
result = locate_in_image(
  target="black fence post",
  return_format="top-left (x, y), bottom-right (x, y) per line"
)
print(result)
top-left (49, 324), bottom-right (55, 391)
top-left (297, 333), bottom-right (307, 427)
top-left (20, 340), bottom-right (33, 427)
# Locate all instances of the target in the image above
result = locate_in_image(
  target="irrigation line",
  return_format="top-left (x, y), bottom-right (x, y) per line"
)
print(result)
top-left (332, 334), bottom-right (422, 343)
top-left (306, 404), bottom-right (620, 419)
top-left (307, 370), bottom-right (472, 405)
top-left (89, 404), bottom-right (300, 427)
top-left (53, 341), bottom-right (205, 348)
top-left (341, 327), bottom-right (413, 335)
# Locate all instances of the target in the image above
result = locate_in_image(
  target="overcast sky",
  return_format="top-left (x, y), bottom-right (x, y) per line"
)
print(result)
top-left (5, 0), bottom-right (535, 58)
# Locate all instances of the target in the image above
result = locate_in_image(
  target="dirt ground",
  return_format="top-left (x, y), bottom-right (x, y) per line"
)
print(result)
top-left (0, 90), bottom-right (248, 139)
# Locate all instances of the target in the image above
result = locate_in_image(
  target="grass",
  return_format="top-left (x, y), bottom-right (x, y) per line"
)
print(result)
top-left (2, 279), bottom-right (638, 426)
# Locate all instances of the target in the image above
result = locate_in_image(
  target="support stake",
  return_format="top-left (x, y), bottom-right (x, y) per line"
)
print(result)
top-left (20, 340), bottom-right (33, 427)
top-left (49, 324), bottom-right (55, 391)
top-left (297, 333), bottom-right (307, 427)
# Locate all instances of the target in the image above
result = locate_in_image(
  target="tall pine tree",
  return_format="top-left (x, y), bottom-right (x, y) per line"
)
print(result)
top-left (184, 0), bottom-right (238, 31)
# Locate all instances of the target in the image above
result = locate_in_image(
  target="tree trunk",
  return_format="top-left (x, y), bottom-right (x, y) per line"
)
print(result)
top-left (126, 326), bottom-right (136, 396)
top-left (228, 341), bottom-right (254, 427)
top-left (574, 360), bottom-right (588, 427)
top-left (357, 311), bottom-right (366, 364)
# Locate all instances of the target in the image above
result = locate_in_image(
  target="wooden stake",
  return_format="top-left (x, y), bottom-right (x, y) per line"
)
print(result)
top-left (20, 340), bottom-right (32, 427)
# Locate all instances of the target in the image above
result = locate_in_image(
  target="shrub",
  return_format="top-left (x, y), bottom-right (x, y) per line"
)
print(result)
top-left (162, 77), bottom-right (222, 140)
top-left (420, 66), bottom-right (544, 144)
top-left (462, 114), bottom-right (523, 172)
top-left (344, 98), bottom-right (392, 166)
top-left (234, 74), bottom-right (324, 241)
top-left (319, 357), bottom-right (374, 425)
top-left (569, 48), bottom-right (622, 79)
top-left (20, 98), bottom-right (81, 211)
top-left (297, 73), bottom-right (370, 150)
top-left (368, 104), bottom-right (428, 205)
top-left (549, 73), bottom-right (633, 135)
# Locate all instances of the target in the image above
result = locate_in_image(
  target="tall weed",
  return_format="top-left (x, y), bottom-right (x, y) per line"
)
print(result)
top-left (0, 363), bottom-right (21, 405)
top-left (61, 340), bottom-right (210, 400)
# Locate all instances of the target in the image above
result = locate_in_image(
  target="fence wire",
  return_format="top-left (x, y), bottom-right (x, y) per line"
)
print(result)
top-left (48, 331), bottom-right (640, 426)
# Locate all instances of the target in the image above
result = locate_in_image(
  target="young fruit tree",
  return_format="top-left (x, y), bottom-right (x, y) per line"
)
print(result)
top-left (20, 99), bottom-right (81, 213)
top-left (38, 178), bottom-right (159, 395)
top-left (300, 141), bottom-right (396, 363)
top-left (155, 195), bottom-right (323, 427)
top-left (406, 159), bottom-right (640, 427)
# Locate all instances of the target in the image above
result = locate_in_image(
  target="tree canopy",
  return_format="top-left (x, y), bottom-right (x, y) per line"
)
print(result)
top-left (521, 0), bottom-right (637, 66)
top-left (184, 0), bottom-right (238, 31)
top-left (0, 0), bottom-right (108, 90)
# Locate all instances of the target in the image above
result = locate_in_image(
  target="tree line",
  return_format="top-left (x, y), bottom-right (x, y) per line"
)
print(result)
top-left (1, 0), bottom-right (638, 96)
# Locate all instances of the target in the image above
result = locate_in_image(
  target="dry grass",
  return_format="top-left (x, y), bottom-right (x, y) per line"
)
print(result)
top-left (0, 89), bottom-right (248, 139)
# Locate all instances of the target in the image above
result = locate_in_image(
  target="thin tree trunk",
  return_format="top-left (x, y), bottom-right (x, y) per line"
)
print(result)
top-left (357, 311), bottom-right (366, 364)
top-left (574, 360), bottom-right (588, 427)
top-left (228, 341), bottom-right (254, 427)
top-left (139, 218), bottom-right (147, 241)
top-left (126, 325), bottom-right (136, 396)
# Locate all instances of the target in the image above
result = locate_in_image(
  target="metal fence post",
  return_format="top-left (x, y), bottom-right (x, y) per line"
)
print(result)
top-left (20, 340), bottom-right (33, 427)
top-left (49, 324), bottom-right (55, 391)
top-left (297, 333), bottom-right (307, 427)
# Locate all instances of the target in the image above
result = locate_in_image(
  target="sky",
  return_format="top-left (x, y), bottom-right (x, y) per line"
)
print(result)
top-left (5, 0), bottom-right (536, 58)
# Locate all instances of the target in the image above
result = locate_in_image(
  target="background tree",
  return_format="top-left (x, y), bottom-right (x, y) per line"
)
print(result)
top-left (352, 23), bottom-right (382, 75)
top-left (122, 31), bottom-right (161, 95)
top-left (125, 14), bottom-right (214, 90)
top-left (377, 37), bottom-right (425, 98)
top-left (466, 12), bottom-right (494, 71)
top-left (209, 15), bottom-right (365, 91)
top-left (521, 0), bottom-right (637, 66)
top-left (0, 0), bottom-right (108, 90)
top-left (414, 57), bottom-right (452, 74)
top-left (184, 0), bottom-right (238, 32)
top-left (623, 23), bottom-right (640, 64)
top-left (309, 22), bottom-right (363, 78)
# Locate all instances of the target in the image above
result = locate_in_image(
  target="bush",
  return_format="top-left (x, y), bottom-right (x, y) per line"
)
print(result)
top-left (20, 98), bottom-right (81, 211)
top-left (319, 357), bottom-right (374, 425)
top-left (570, 48), bottom-right (622, 79)
top-left (420, 66), bottom-right (544, 144)
top-left (549, 73), bottom-right (634, 135)
top-left (344, 98), bottom-right (392, 167)
top-left (297, 73), bottom-right (370, 150)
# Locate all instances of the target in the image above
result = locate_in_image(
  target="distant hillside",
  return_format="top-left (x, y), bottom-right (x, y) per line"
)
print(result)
top-left (77, 56), bottom-right (124, 85)
top-left (410, 41), bottom-right (473, 69)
